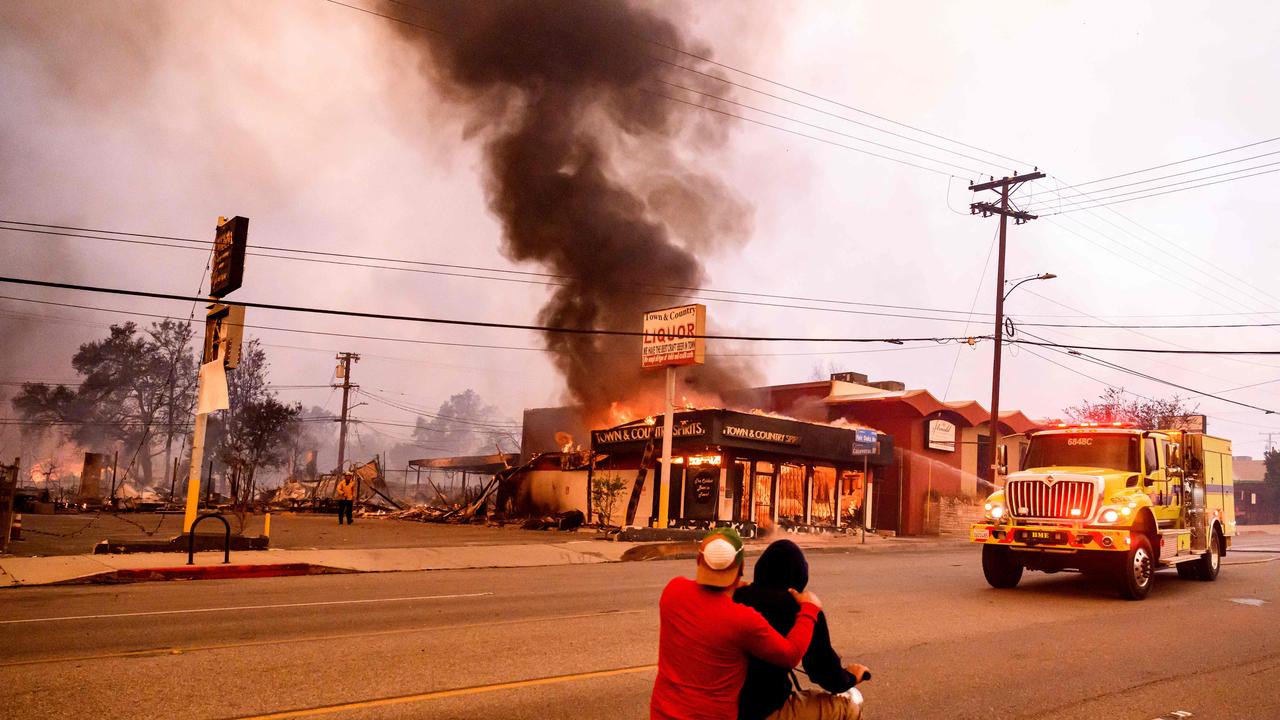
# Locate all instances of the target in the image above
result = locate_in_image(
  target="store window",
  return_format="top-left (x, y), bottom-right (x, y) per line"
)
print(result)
top-left (778, 463), bottom-right (806, 525)
top-left (734, 459), bottom-right (751, 521)
top-left (840, 469), bottom-right (865, 526)
top-left (810, 465), bottom-right (837, 525)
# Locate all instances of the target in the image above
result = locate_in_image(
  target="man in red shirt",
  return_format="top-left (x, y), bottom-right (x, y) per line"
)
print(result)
top-left (651, 528), bottom-right (822, 720)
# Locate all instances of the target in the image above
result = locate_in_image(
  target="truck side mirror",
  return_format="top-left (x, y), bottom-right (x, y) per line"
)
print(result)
top-left (996, 444), bottom-right (1008, 476)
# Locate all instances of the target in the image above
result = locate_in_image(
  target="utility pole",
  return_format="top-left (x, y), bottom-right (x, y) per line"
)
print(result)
top-left (334, 352), bottom-right (360, 473)
top-left (969, 171), bottom-right (1045, 486)
top-left (1261, 432), bottom-right (1279, 454)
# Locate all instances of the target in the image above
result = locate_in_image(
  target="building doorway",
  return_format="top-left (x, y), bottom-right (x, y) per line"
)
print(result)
top-left (753, 461), bottom-right (776, 528)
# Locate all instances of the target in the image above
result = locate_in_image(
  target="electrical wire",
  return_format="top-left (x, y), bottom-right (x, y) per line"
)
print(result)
top-left (653, 80), bottom-right (984, 175)
top-left (1031, 160), bottom-right (1280, 213)
top-left (942, 225), bottom-right (997, 400)
top-left (32, 218), bottom-right (1280, 330)
top-left (30, 217), bottom-right (1280, 326)
top-left (1047, 136), bottom-right (1280, 191)
top-left (650, 91), bottom-right (961, 178)
top-left (0, 294), bottom-right (962, 359)
top-left (1026, 148), bottom-right (1280, 210)
top-left (0, 221), bottom-right (1005, 324)
top-left (371, 0), bottom-right (1023, 172)
top-left (1005, 337), bottom-right (1280, 357)
top-left (8, 277), bottom-right (1279, 358)
top-left (0, 276), bottom-right (987, 346)
top-left (319, 0), bottom-right (1008, 179)
top-left (1016, 340), bottom-right (1277, 415)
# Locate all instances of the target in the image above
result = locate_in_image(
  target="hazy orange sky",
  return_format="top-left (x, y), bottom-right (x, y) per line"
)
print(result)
top-left (3, 0), bottom-right (1278, 462)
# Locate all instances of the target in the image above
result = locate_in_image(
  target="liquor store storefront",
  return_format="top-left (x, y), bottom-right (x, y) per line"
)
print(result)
top-left (590, 409), bottom-right (892, 533)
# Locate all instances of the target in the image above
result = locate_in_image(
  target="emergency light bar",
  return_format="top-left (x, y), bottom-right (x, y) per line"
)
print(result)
top-left (1053, 421), bottom-right (1135, 429)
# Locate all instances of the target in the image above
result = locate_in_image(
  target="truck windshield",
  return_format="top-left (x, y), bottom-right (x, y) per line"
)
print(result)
top-left (1023, 433), bottom-right (1141, 472)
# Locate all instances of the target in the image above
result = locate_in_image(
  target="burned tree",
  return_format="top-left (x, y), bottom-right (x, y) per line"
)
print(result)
top-left (11, 319), bottom-right (197, 488)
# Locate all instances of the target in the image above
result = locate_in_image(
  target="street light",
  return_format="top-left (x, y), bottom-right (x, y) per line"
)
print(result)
top-left (1003, 272), bottom-right (1057, 300)
top-left (988, 271), bottom-right (1056, 487)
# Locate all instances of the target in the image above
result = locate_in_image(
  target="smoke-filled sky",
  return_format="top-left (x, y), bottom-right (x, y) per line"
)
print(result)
top-left (3, 0), bottom-right (1280, 458)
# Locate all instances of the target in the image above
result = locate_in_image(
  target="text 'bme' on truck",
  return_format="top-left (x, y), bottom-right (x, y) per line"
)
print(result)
top-left (970, 422), bottom-right (1235, 600)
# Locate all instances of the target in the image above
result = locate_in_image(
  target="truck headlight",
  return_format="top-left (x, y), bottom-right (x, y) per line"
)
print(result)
top-left (984, 502), bottom-right (1005, 520)
top-left (1094, 506), bottom-right (1131, 525)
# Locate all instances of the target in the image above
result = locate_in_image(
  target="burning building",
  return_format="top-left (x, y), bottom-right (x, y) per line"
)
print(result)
top-left (589, 409), bottom-right (890, 534)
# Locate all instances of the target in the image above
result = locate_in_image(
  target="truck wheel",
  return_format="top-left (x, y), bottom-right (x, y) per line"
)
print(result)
top-left (1192, 529), bottom-right (1222, 581)
top-left (1117, 535), bottom-right (1154, 600)
top-left (982, 545), bottom-right (1023, 589)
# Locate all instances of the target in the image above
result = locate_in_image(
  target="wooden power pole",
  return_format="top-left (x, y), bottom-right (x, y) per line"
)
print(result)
top-left (334, 352), bottom-right (360, 472)
top-left (969, 171), bottom-right (1045, 485)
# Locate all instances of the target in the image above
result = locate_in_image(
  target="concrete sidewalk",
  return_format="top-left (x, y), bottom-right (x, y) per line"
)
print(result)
top-left (0, 540), bottom-right (638, 587)
top-left (0, 527), bottom-right (954, 587)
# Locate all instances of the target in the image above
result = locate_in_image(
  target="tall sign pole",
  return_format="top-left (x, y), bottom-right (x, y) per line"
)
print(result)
top-left (641, 304), bottom-right (706, 529)
top-left (659, 365), bottom-right (676, 527)
top-left (969, 172), bottom-right (1043, 486)
top-left (183, 215), bottom-right (248, 532)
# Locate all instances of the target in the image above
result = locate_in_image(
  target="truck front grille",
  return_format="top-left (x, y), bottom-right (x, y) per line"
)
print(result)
top-left (1007, 479), bottom-right (1096, 520)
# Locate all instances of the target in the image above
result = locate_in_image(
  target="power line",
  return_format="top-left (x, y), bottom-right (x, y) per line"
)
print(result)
top-left (0, 275), bottom-right (978, 346)
top-left (1025, 342), bottom-right (1278, 415)
top-left (1019, 318), bottom-right (1280, 330)
top-left (1031, 159), bottom-right (1280, 213)
top-left (6, 279), bottom-right (1279, 358)
top-left (356, 390), bottom-right (520, 431)
top-left (333, 0), bottom-right (1014, 177)
top-left (1034, 177), bottom-right (1280, 326)
top-left (1005, 337), bottom-right (1280, 357)
top-left (1049, 136), bottom-right (1280, 190)
top-left (645, 40), bottom-right (1027, 169)
top-left (0, 294), bottom-right (955, 360)
top-left (1027, 182), bottom-right (1280, 347)
top-left (1037, 215), bottom-right (1278, 324)
top-left (0, 221), bottom-right (1002, 324)
top-left (650, 91), bottom-right (961, 178)
top-left (1013, 308), bottom-right (1280, 402)
top-left (1026, 148), bottom-right (1280, 209)
top-left (32, 217), bottom-right (1280, 326)
top-left (654, 80), bottom-right (984, 175)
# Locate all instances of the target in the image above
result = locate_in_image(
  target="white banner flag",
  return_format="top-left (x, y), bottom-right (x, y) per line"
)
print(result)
top-left (196, 351), bottom-right (230, 415)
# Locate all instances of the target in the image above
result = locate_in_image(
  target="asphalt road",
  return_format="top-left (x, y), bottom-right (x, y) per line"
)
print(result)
top-left (1, 543), bottom-right (1277, 720)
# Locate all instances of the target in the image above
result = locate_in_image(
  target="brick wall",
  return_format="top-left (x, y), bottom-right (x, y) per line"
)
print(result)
top-left (933, 496), bottom-right (984, 536)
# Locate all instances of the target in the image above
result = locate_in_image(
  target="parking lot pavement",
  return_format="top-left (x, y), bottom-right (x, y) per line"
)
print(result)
top-left (5, 510), bottom-right (592, 557)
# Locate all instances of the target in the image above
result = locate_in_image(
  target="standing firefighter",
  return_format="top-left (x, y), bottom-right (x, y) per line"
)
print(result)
top-left (335, 472), bottom-right (356, 525)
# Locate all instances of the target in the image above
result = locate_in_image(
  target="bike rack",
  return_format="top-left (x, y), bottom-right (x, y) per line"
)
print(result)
top-left (187, 513), bottom-right (231, 565)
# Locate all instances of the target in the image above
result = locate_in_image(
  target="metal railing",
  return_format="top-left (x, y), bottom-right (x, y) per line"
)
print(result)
top-left (187, 512), bottom-right (231, 565)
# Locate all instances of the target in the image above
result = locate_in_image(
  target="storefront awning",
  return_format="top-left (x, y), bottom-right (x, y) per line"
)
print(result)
top-left (590, 408), bottom-right (891, 466)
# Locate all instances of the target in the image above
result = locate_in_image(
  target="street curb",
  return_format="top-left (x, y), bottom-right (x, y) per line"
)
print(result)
top-left (620, 537), bottom-right (970, 562)
top-left (51, 563), bottom-right (353, 585)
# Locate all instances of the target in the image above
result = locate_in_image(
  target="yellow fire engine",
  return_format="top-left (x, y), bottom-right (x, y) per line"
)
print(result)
top-left (970, 422), bottom-right (1235, 600)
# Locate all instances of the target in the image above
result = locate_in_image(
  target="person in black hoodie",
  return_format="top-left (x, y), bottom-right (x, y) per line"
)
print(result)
top-left (733, 539), bottom-right (869, 720)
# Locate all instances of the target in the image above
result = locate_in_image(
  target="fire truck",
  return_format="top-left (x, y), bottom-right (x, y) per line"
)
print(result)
top-left (970, 422), bottom-right (1235, 600)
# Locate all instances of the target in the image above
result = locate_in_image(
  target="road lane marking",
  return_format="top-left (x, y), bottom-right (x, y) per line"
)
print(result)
top-left (0, 592), bottom-right (493, 625)
top-left (0, 608), bottom-right (648, 668)
top-left (232, 664), bottom-right (659, 719)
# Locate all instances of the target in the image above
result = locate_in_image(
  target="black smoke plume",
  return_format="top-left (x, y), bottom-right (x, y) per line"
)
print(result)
top-left (410, 0), bottom-right (757, 418)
